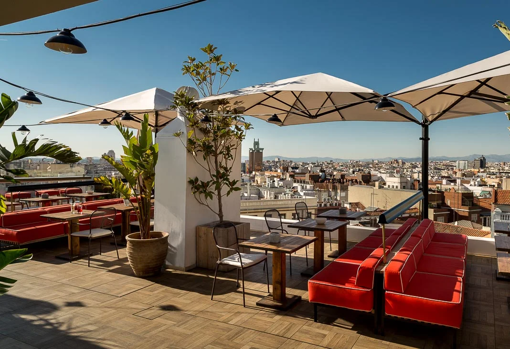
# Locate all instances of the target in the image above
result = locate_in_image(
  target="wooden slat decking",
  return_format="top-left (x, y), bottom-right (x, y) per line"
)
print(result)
top-left (0, 231), bottom-right (508, 349)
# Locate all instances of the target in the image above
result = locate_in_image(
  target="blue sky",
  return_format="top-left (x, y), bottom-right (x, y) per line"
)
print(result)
top-left (1, 0), bottom-right (510, 159)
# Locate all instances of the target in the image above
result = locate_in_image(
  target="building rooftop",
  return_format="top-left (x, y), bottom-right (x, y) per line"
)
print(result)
top-left (0, 234), bottom-right (507, 348)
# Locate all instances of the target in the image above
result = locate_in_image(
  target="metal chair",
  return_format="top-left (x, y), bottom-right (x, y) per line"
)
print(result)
top-left (295, 201), bottom-right (332, 250)
top-left (210, 222), bottom-right (269, 307)
top-left (264, 209), bottom-right (295, 275)
top-left (294, 202), bottom-right (310, 266)
top-left (71, 208), bottom-right (119, 267)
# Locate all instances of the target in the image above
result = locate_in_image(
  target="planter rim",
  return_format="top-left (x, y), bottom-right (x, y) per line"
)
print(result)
top-left (126, 231), bottom-right (168, 242)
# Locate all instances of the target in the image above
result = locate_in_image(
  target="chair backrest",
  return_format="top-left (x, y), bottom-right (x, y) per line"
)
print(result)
top-left (295, 202), bottom-right (309, 221)
top-left (264, 209), bottom-right (284, 232)
top-left (87, 208), bottom-right (116, 232)
top-left (61, 187), bottom-right (82, 196)
top-left (212, 221), bottom-right (239, 261)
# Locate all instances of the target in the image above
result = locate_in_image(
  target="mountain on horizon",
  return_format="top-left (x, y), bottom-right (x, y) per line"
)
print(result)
top-left (240, 154), bottom-right (510, 163)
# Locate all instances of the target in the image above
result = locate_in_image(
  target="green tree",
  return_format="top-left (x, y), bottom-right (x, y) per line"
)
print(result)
top-left (172, 44), bottom-right (252, 223)
top-left (95, 114), bottom-right (157, 239)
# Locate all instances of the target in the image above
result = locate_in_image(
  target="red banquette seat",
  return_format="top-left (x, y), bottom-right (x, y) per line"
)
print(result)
top-left (308, 218), bottom-right (417, 314)
top-left (0, 209), bottom-right (68, 245)
top-left (59, 188), bottom-right (83, 195)
top-left (384, 219), bottom-right (467, 329)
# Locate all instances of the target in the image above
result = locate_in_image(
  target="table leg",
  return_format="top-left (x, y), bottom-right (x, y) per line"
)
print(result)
top-left (300, 230), bottom-right (325, 277)
top-left (328, 224), bottom-right (347, 258)
top-left (256, 251), bottom-right (301, 310)
top-left (314, 230), bottom-right (324, 273)
top-left (56, 218), bottom-right (83, 261)
top-left (114, 211), bottom-right (130, 247)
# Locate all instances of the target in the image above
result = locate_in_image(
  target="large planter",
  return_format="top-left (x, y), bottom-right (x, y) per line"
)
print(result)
top-left (126, 231), bottom-right (169, 277)
top-left (196, 221), bottom-right (250, 272)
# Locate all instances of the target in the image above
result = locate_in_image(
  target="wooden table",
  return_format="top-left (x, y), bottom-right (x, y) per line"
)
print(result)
top-left (287, 219), bottom-right (348, 276)
top-left (66, 192), bottom-right (110, 202)
top-left (19, 196), bottom-right (70, 207)
top-left (239, 233), bottom-right (316, 310)
top-left (495, 235), bottom-right (510, 280)
top-left (41, 210), bottom-right (95, 261)
top-left (98, 203), bottom-right (134, 244)
top-left (318, 210), bottom-right (366, 258)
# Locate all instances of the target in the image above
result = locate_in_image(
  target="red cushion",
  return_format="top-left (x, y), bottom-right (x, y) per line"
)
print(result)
top-left (401, 236), bottom-right (422, 253)
top-left (82, 199), bottom-right (123, 211)
top-left (411, 219), bottom-right (434, 238)
top-left (385, 272), bottom-right (464, 329)
top-left (0, 222), bottom-right (67, 244)
top-left (403, 218), bottom-right (418, 227)
top-left (432, 233), bottom-right (467, 246)
top-left (308, 262), bottom-right (374, 312)
top-left (355, 247), bottom-right (386, 289)
top-left (425, 242), bottom-right (467, 260)
top-left (1, 210), bottom-right (47, 227)
top-left (5, 192), bottom-right (31, 200)
top-left (59, 188), bottom-right (82, 195)
top-left (417, 254), bottom-right (465, 278)
top-left (356, 236), bottom-right (382, 249)
top-left (384, 251), bottom-right (415, 293)
top-left (36, 190), bottom-right (60, 197)
top-left (44, 205), bottom-right (72, 214)
top-left (385, 235), bottom-right (399, 249)
top-left (369, 228), bottom-right (396, 237)
top-left (335, 247), bottom-right (373, 264)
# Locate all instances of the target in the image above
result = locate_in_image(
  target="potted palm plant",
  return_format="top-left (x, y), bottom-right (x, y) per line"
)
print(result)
top-left (95, 113), bottom-right (167, 277)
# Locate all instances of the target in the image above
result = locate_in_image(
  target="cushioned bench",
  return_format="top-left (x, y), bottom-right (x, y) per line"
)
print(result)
top-left (59, 188), bottom-right (83, 195)
top-left (0, 209), bottom-right (68, 245)
top-left (384, 219), bottom-right (467, 329)
top-left (35, 189), bottom-right (60, 197)
top-left (308, 218), bottom-right (417, 318)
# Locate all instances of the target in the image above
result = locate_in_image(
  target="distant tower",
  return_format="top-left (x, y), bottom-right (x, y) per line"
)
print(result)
top-left (107, 150), bottom-right (115, 159)
top-left (248, 139), bottom-right (264, 173)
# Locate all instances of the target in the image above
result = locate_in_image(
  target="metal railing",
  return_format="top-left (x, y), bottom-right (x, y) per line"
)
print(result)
top-left (377, 191), bottom-right (424, 262)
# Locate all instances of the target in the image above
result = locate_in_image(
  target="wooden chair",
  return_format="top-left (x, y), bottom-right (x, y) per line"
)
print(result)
top-left (210, 222), bottom-right (269, 307)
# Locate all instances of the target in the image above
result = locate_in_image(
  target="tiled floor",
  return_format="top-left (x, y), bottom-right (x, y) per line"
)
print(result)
top-left (0, 233), bottom-right (508, 349)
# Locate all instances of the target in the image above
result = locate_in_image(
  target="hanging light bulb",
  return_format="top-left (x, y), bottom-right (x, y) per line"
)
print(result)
top-left (267, 114), bottom-right (283, 124)
top-left (17, 125), bottom-right (30, 136)
top-left (374, 97), bottom-right (395, 112)
top-left (120, 112), bottom-right (135, 121)
top-left (18, 91), bottom-right (42, 105)
top-left (99, 119), bottom-right (112, 129)
top-left (44, 29), bottom-right (87, 54)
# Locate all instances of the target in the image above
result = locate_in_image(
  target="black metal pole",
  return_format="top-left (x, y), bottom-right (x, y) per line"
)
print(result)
top-left (421, 122), bottom-right (429, 219)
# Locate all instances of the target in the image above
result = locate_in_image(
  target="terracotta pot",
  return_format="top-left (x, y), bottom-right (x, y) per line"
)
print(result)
top-left (126, 231), bottom-right (169, 277)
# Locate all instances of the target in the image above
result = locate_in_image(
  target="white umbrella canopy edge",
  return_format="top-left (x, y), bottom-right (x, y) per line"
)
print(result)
top-left (390, 50), bottom-right (510, 123)
top-left (42, 87), bottom-right (178, 132)
top-left (198, 72), bottom-right (420, 125)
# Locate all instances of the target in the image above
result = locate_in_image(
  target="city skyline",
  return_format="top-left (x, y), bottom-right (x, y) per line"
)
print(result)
top-left (1, 0), bottom-right (510, 158)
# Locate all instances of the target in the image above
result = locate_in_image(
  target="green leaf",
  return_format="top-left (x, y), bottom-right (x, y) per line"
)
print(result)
top-left (0, 249), bottom-right (31, 270)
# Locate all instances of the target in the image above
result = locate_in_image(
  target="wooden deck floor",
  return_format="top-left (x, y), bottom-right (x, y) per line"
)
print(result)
top-left (0, 233), bottom-right (508, 349)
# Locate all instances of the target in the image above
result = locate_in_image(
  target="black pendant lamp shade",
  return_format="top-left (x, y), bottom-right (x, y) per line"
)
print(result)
top-left (200, 113), bottom-right (212, 123)
top-left (120, 112), bottom-right (135, 122)
top-left (18, 91), bottom-right (42, 105)
top-left (267, 114), bottom-right (283, 124)
top-left (374, 97), bottom-right (395, 112)
top-left (17, 125), bottom-right (30, 135)
top-left (44, 29), bottom-right (87, 54)
top-left (99, 119), bottom-right (112, 128)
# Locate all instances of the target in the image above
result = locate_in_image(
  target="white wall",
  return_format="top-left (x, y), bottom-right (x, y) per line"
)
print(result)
top-left (155, 111), bottom-right (241, 270)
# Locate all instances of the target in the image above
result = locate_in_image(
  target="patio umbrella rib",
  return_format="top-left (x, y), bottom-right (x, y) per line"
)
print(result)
top-left (429, 78), bottom-right (492, 124)
top-left (412, 85), bottom-right (455, 108)
top-left (439, 91), bottom-right (508, 104)
top-left (290, 91), bottom-right (314, 118)
top-left (475, 79), bottom-right (508, 96)
top-left (242, 92), bottom-right (282, 113)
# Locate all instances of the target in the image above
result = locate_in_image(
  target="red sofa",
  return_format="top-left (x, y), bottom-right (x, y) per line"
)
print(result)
top-left (0, 198), bottom-right (127, 245)
top-left (5, 191), bottom-right (31, 200)
top-left (384, 219), bottom-right (467, 329)
top-left (59, 188), bottom-right (83, 195)
top-left (308, 218), bottom-right (417, 317)
top-left (35, 189), bottom-right (60, 197)
top-left (0, 209), bottom-right (68, 245)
